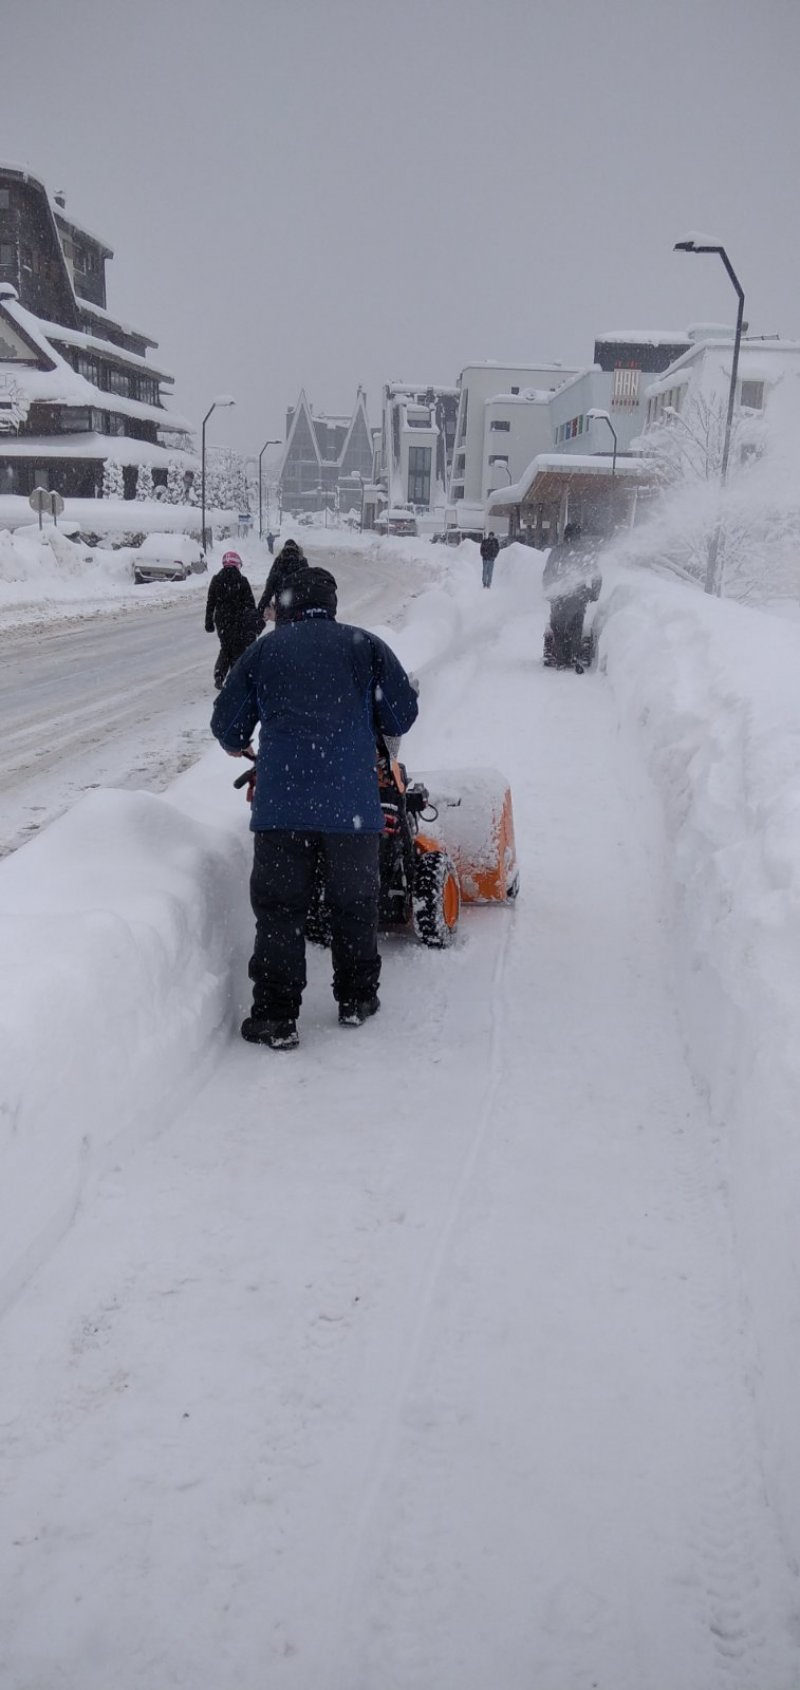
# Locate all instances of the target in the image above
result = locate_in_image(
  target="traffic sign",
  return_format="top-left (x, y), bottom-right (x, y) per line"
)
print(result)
top-left (29, 487), bottom-right (65, 528)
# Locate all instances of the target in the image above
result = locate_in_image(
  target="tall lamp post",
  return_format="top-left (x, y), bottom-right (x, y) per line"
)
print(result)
top-left (586, 408), bottom-right (618, 535)
top-left (201, 394), bottom-right (235, 553)
top-left (258, 438), bottom-right (281, 540)
top-left (674, 235), bottom-right (745, 594)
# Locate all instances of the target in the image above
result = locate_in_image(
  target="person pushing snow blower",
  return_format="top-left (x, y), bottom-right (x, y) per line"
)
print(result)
top-left (542, 523), bottom-right (602, 672)
top-left (211, 565), bottom-right (419, 1051)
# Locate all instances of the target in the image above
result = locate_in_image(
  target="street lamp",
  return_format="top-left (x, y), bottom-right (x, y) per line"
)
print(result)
top-left (586, 408), bottom-right (618, 477)
top-left (674, 234), bottom-right (745, 592)
top-left (587, 408), bottom-right (618, 532)
top-left (258, 438), bottom-right (281, 540)
top-left (201, 394), bottom-right (235, 553)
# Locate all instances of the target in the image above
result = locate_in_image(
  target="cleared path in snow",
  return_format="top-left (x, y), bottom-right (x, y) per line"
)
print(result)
top-left (1, 564), bottom-right (798, 1688)
top-left (0, 545), bottom-right (424, 855)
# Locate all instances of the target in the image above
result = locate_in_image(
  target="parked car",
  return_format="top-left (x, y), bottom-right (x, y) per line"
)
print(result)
top-left (132, 532), bottom-right (205, 584)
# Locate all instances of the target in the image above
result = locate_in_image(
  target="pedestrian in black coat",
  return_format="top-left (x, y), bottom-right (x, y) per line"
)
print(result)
top-left (480, 530), bottom-right (500, 588)
top-left (204, 550), bottom-right (260, 688)
top-left (256, 538), bottom-right (309, 622)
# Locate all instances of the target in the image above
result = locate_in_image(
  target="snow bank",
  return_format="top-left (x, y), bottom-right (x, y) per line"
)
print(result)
top-left (600, 570), bottom-right (800, 1563)
top-left (0, 758), bottom-right (251, 1315)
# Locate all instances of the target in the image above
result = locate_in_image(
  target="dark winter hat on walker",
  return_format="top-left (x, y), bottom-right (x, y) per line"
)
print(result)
top-left (278, 565), bottom-right (338, 621)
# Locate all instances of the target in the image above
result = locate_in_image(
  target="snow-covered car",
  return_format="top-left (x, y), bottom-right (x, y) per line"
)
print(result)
top-left (132, 533), bottom-right (205, 584)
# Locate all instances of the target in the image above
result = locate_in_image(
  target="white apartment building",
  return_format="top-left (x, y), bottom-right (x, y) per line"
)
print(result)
top-left (448, 362), bottom-right (577, 518)
top-left (374, 382), bottom-right (460, 520)
top-left (643, 330), bottom-right (800, 441)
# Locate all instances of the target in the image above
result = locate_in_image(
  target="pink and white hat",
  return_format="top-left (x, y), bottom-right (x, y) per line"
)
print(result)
top-left (222, 550), bottom-right (242, 568)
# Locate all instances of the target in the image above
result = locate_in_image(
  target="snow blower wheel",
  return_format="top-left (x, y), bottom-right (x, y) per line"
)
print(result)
top-left (412, 849), bottom-right (461, 948)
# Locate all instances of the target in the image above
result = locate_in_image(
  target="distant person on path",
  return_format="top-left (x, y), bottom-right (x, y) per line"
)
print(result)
top-left (257, 536), bottom-right (308, 623)
top-left (542, 523), bottom-right (603, 669)
top-left (266, 530), bottom-right (277, 555)
top-left (211, 565), bottom-right (419, 1051)
top-left (204, 550), bottom-right (260, 689)
top-left (480, 530), bottom-right (500, 588)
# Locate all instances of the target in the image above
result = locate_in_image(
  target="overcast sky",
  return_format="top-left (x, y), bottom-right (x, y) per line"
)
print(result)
top-left (3, 0), bottom-right (798, 459)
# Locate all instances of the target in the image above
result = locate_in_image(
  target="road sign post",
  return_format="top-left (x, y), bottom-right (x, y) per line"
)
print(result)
top-left (28, 487), bottom-right (65, 531)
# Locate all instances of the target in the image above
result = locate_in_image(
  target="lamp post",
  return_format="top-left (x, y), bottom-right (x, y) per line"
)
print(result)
top-left (586, 408), bottom-right (618, 534)
top-left (201, 394), bottom-right (235, 553)
top-left (258, 438), bottom-right (281, 540)
top-left (674, 235), bottom-right (745, 593)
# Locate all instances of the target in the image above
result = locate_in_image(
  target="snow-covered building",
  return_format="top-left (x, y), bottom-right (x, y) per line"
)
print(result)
top-left (373, 382), bottom-right (460, 523)
top-left (447, 362), bottom-right (578, 522)
top-left (642, 328), bottom-right (800, 441)
top-left (278, 388), bottom-right (372, 515)
top-left (476, 332), bottom-right (692, 544)
top-left (0, 164), bottom-right (196, 500)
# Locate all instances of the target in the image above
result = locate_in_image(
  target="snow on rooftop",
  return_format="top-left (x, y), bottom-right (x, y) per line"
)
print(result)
top-left (597, 330), bottom-right (691, 345)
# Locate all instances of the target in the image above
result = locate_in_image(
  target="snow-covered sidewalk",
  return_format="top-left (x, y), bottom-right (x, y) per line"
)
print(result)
top-left (1, 548), bottom-right (800, 1688)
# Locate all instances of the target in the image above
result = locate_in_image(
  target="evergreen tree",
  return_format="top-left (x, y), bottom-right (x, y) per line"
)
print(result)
top-left (102, 458), bottom-right (125, 500)
top-left (135, 462), bottom-right (154, 502)
top-left (166, 458), bottom-right (186, 504)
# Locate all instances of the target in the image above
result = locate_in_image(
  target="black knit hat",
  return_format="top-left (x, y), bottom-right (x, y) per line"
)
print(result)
top-left (278, 565), bottom-right (337, 621)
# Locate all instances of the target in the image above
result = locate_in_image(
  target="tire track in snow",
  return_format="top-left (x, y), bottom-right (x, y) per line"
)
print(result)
top-left (661, 1115), bottom-right (800, 1688)
top-left (330, 905), bottom-right (516, 1687)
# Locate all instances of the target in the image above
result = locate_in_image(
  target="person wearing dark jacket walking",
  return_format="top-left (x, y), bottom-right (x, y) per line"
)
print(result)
top-left (480, 530), bottom-right (500, 588)
top-left (205, 551), bottom-right (260, 688)
top-left (211, 565), bottom-right (419, 1050)
top-left (256, 537), bottom-right (308, 623)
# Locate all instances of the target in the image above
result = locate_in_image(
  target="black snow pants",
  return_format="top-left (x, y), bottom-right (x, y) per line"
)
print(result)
top-left (214, 623), bottom-right (259, 689)
top-left (248, 830), bottom-right (381, 1020)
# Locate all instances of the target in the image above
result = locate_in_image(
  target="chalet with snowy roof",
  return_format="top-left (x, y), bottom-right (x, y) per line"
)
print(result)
top-left (0, 164), bottom-right (195, 500)
top-left (278, 388), bottom-right (372, 515)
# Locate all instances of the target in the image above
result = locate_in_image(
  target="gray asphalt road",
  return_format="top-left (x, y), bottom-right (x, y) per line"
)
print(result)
top-left (0, 546), bottom-right (424, 857)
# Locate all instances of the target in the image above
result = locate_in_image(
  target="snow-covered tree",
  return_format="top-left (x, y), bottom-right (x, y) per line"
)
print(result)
top-left (135, 462), bottom-right (154, 502)
top-left (101, 458), bottom-right (125, 500)
top-left (166, 458), bottom-right (186, 504)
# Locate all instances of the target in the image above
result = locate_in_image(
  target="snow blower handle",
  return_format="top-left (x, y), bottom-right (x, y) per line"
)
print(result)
top-left (232, 746), bottom-right (257, 797)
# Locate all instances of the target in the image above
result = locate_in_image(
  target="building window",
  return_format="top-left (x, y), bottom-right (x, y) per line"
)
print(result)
top-left (0, 189), bottom-right (10, 210)
top-left (612, 365), bottom-right (640, 408)
top-left (488, 454), bottom-right (509, 465)
top-left (740, 380), bottom-right (764, 410)
top-left (408, 445), bottom-right (431, 506)
top-left (108, 367), bottom-right (130, 396)
top-left (490, 419), bottom-right (510, 432)
top-left (0, 242), bottom-right (15, 268)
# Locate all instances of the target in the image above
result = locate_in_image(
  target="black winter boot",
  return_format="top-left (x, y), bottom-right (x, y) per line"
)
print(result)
top-left (241, 1015), bottom-right (299, 1050)
top-left (338, 995), bottom-right (380, 1028)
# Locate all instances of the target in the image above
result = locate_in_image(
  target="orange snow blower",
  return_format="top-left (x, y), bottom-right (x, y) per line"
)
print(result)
top-left (368, 748), bottom-right (519, 948)
top-left (236, 745), bottom-right (519, 949)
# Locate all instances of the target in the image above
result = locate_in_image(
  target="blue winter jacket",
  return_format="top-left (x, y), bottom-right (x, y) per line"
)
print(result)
top-left (210, 611), bottom-right (419, 833)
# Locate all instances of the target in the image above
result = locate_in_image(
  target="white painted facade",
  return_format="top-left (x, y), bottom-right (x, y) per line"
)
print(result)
top-left (644, 334), bottom-right (800, 430)
top-left (375, 382), bottom-right (459, 518)
top-left (448, 362), bottom-right (576, 508)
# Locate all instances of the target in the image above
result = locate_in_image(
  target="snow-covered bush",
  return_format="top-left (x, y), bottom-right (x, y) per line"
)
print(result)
top-left (101, 458), bottom-right (125, 500)
top-left (166, 458), bottom-right (186, 504)
top-left (135, 463), bottom-right (154, 502)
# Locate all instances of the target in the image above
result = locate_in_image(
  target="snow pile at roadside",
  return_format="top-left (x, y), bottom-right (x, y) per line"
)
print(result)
top-left (0, 760), bottom-right (250, 1315)
top-left (600, 570), bottom-right (800, 1557)
top-left (0, 493), bottom-right (236, 542)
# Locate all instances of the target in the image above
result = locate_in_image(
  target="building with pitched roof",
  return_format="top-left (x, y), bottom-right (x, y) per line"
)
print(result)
top-left (278, 387), bottom-right (372, 515)
top-left (0, 163), bottom-right (195, 500)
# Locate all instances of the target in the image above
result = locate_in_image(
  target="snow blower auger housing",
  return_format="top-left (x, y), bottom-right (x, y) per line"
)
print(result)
top-left (371, 750), bottom-right (518, 948)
